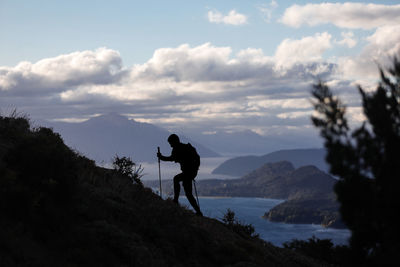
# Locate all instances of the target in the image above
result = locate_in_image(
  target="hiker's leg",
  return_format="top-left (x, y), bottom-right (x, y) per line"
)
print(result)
top-left (173, 173), bottom-right (184, 202)
top-left (183, 176), bottom-right (201, 214)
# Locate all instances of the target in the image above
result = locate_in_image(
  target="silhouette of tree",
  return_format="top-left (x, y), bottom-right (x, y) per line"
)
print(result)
top-left (112, 155), bottom-right (144, 186)
top-left (311, 57), bottom-right (400, 264)
top-left (222, 208), bottom-right (258, 238)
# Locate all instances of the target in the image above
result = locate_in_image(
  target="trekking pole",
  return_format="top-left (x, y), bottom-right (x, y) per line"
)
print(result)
top-left (193, 179), bottom-right (200, 209)
top-left (157, 147), bottom-right (162, 198)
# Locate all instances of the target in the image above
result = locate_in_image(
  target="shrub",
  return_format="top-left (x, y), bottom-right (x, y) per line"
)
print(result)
top-left (222, 209), bottom-right (258, 238)
top-left (112, 155), bottom-right (144, 186)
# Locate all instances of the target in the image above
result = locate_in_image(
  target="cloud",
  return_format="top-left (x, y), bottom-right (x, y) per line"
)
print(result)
top-left (130, 43), bottom-right (278, 84)
top-left (0, 43), bottom-right (348, 137)
top-left (258, 0), bottom-right (278, 23)
top-left (366, 25), bottom-right (400, 56)
top-left (208, 9), bottom-right (247, 25)
top-left (278, 2), bottom-right (399, 88)
top-left (0, 48), bottom-right (126, 95)
top-left (277, 110), bottom-right (311, 119)
top-left (335, 31), bottom-right (357, 48)
top-left (338, 25), bottom-right (400, 82)
top-left (281, 3), bottom-right (400, 29)
top-left (274, 32), bottom-right (332, 68)
top-left (130, 42), bottom-right (336, 85)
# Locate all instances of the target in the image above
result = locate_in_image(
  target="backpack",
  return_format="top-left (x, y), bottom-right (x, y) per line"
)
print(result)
top-left (185, 143), bottom-right (200, 171)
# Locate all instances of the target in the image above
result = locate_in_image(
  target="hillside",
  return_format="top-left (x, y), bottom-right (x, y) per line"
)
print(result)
top-left (0, 115), bottom-right (323, 267)
top-left (212, 148), bottom-right (328, 177)
top-left (264, 195), bottom-right (345, 228)
top-left (41, 113), bottom-right (220, 164)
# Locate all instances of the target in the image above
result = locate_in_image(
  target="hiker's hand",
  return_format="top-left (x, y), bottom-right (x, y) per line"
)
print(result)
top-left (157, 152), bottom-right (162, 159)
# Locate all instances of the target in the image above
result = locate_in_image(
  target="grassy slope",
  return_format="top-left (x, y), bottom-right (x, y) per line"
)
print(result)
top-left (0, 116), bottom-right (324, 267)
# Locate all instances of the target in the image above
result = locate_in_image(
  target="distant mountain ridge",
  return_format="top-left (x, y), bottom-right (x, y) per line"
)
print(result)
top-left (187, 129), bottom-right (323, 156)
top-left (264, 195), bottom-right (344, 228)
top-left (147, 161), bottom-right (335, 199)
top-left (42, 113), bottom-right (220, 164)
top-left (198, 161), bottom-right (335, 199)
top-left (212, 148), bottom-right (328, 177)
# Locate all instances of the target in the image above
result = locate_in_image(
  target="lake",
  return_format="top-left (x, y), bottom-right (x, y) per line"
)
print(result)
top-left (179, 196), bottom-right (351, 247)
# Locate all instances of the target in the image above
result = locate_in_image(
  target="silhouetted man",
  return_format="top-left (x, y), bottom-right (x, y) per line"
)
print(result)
top-left (157, 134), bottom-right (203, 216)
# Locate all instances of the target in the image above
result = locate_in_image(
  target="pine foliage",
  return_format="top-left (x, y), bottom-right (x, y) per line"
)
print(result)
top-left (311, 57), bottom-right (400, 264)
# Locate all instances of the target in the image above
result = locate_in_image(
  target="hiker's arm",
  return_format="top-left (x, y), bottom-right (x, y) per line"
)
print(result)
top-left (158, 154), bottom-right (173, 161)
top-left (157, 152), bottom-right (174, 162)
top-left (158, 147), bottom-right (178, 162)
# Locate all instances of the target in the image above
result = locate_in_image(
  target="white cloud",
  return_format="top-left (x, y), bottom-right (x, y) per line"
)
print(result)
top-left (208, 9), bottom-right (247, 25)
top-left (258, 0), bottom-right (278, 23)
top-left (338, 25), bottom-right (400, 82)
top-left (281, 3), bottom-right (400, 29)
top-left (274, 32), bottom-right (332, 68)
top-left (366, 25), bottom-right (400, 56)
top-left (279, 2), bottom-right (400, 89)
top-left (247, 97), bottom-right (311, 110)
top-left (0, 43), bottom-right (350, 136)
top-left (277, 111), bottom-right (311, 119)
top-left (129, 43), bottom-right (288, 87)
top-left (336, 31), bottom-right (357, 48)
top-left (0, 47), bottom-right (125, 94)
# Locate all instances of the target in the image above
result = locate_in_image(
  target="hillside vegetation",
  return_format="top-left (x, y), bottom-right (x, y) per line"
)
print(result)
top-left (0, 114), bottom-right (322, 267)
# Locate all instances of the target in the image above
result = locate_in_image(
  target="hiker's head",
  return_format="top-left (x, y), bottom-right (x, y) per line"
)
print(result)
top-left (167, 134), bottom-right (180, 147)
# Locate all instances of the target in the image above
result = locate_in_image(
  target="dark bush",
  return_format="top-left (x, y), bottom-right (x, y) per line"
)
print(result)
top-left (112, 155), bottom-right (144, 186)
top-left (222, 208), bottom-right (258, 238)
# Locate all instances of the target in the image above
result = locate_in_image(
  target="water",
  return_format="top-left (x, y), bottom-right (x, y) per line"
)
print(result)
top-left (180, 196), bottom-right (351, 247)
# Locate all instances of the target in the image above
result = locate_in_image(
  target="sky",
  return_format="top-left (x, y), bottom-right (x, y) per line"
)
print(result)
top-left (1, 0), bottom-right (400, 146)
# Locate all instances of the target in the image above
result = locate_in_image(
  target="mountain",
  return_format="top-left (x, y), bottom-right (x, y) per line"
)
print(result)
top-left (264, 195), bottom-right (345, 228)
top-left (212, 148), bottom-right (328, 177)
top-left (199, 161), bottom-right (335, 199)
top-left (41, 113), bottom-right (220, 164)
top-left (188, 130), bottom-right (278, 155)
top-left (0, 115), bottom-right (324, 266)
top-left (187, 129), bottom-right (323, 156)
